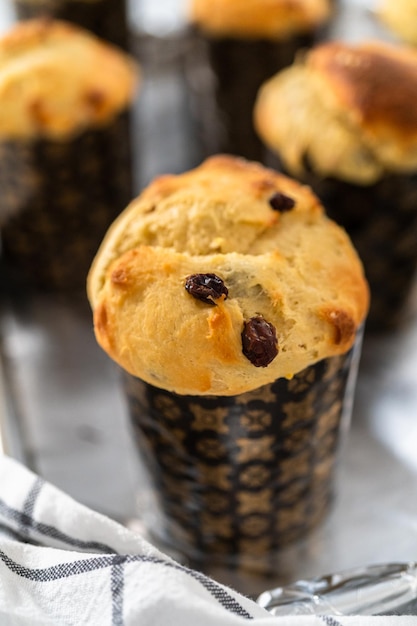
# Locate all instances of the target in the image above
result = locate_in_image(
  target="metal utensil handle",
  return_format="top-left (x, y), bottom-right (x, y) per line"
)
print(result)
top-left (257, 562), bottom-right (417, 616)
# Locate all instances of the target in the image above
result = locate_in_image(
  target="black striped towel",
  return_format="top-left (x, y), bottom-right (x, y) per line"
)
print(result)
top-left (0, 455), bottom-right (411, 626)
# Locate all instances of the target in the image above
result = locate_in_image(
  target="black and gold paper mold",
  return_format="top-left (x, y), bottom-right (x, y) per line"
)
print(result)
top-left (255, 39), bottom-right (417, 331)
top-left (87, 155), bottom-right (369, 585)
top-left (0, 19), bottom-right (139, 294)
top-left (13, 0), bottom-right (130, 50)
top-left (123, 333), bottom-right (362, 582)
top-left (186, 0), bottom-right (333, 162)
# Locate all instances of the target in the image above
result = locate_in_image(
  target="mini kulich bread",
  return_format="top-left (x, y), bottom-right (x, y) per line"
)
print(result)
top-left (254, 39), bottom-right (417, 185)
top-left (13, 0), bottom-right (130, 51)
top-left (187, 0), bottom-right (333, 162)
top-left (189, 0), bottom-right (332, 40)
top-left (377, 0), bottom-right (417, 46)
top-left (90, 154), bottom-right (369, 575)
top-left (254, 39), bottom-right (417, 331)
top-left (0, 18), bottom-right (137, 139)
top-left (88, 155), bottom-right (368, 396)
top-left (0, 18), bottom-right (139, 293)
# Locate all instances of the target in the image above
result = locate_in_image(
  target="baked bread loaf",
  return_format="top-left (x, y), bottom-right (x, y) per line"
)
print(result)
top-left (88, 155), bottom-right (368, 396)
top-left (187, 0), bottom-right (332, 162)
top-left (377, 0), bottom-right (417, 46)
top-left (0, 17), bottom-right (138, 293)
top-left (0, 18), bottom-right (138, 139)
top-left (189, 0), bottom-right (332, 40)
top-left (254, 40), bottom-right (417, 185)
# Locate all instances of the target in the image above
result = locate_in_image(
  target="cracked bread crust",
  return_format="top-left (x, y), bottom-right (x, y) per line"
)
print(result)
top-left (88, 155), bottom-right (369, 396)
top-left (0, 18), bottom-right (138, 139)
top-left (188, 0), bottom-right (331, 40)
top-left (254, 40), bottom-right (417, 184)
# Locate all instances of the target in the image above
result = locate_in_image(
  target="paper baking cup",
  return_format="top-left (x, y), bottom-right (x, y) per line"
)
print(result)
top-left (123, 330), bottom-right (362, 579)
top-left (293, 170), bottom-right (417, 332)
top-left (188, 33), bottom-right (314, 162)
top-left (0, 110), bottom-right (133, 294)
top-left (13, 0), bottom-right (130, 50)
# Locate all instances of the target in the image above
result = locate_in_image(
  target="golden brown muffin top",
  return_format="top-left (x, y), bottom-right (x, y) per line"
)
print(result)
top-left (377, 0), bottom-right (417, 46)
top-left (255, 40), bottom-right (417, 184)
top-left (0, 19), bottom-right (139, 139)
top-left (88, 155), bottom-right (369, 396)
top-left (188, 0), bottom-right (331, 40)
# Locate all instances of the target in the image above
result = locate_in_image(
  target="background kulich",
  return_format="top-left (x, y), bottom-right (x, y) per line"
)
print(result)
top-left (188, 33), bottom-right (315, 162)
top-left (0, 19), bottom-right (139, 293)
top-left (254, 40), bottom-right (417, 185)
top-left (13, 0), bottom-right (130, 51)
top-left (186, 0), bottom-right (333, 161)
top-left (123, 337), bottom-right (360, 579)
top-left (254, 39), bottom-right (417, 331)
top-left (0, 19), bottom-right (138, 138)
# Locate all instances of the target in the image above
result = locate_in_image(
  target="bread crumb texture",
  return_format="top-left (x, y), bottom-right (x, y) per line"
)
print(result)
top-left (255, 40), bottom-right (417, 184)
top-left (0, 18), bottom-right (139, 139)
top-left (88, 155), bottom-right (369, 396)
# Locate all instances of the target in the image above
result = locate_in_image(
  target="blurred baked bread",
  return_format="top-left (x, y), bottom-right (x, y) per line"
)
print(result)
top-left (0, 18), bottom-right (138, 139)
top-left (187, 0), bottom-right (333, 161)
top-left (88, 155), bottom-right (368, 396)
top-left (377, 0), bottom-right (417, 46)
top-left (189, 0), bottom-right (332, 40)
top-left (254, 40), bottom-right (417, 184)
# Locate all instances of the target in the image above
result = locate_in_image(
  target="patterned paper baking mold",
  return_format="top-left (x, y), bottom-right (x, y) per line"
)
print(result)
top-left (123, 331), bottom-right (361, 577)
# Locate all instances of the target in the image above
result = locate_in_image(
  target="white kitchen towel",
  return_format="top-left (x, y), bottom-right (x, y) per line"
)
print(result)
top-left (0, 454), bottom-right (414, 626)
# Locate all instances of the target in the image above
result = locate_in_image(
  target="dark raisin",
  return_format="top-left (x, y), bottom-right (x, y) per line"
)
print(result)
top-left (269, 192), bottom-right (295, 212)
top-left (185, 273), bottom-right (228, 305)
top-left (242, 316), bottom-right (278, 367)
